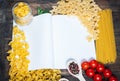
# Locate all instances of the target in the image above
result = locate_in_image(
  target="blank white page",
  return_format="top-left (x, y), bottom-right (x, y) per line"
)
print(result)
top-left (52, 15), bottom-right (96, 69)
top-left (14, 13), bottom-right (54, 70)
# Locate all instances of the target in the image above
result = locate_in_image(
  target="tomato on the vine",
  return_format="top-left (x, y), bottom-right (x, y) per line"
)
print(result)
top-left (93, 74), bottom-right (102, 81)
top-left (86, 68), bottom-right (95, 78)
top-left (81, 61), bottom-right (90, 70)
top-left (89, 59), bottom-right (98, 69)
top-left (109, 76), bottom-right (118, 81)
top-left (96, 63), bottom-right (105, 73)
top-left (103, 69), bottom-right (112, 78)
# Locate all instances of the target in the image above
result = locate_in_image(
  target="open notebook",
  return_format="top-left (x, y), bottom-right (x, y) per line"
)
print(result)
top-left (13, 13), bottom-right (96, 70)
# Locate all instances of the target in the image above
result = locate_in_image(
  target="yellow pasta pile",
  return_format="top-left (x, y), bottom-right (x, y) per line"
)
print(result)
top-left (96, 9), bottom-right (117, 64)
top-left (7, 26), bottom-right (30, 72)
top-left (28, 69), bottom-right (61, 81)
top-left (50, 0), bottom-right (101, 40)
top-left (7, 26), bottom-right (61, 81)
top-left (13, 2), bottom-right (30, 18)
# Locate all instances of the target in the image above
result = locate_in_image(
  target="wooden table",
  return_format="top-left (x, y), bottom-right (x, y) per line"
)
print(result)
top-left (0, 0), bottom-right (120, 81)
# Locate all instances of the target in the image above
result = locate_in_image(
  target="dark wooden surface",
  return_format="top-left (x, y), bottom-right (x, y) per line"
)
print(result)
top-left (0, 0), bottom-right (120, 81)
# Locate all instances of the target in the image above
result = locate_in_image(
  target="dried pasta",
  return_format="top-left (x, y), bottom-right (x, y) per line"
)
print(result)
top-left (7, 26), bottom-right (61, 81)
top-left (13, 2), bottom-right (30, 18)
top-left (50, 0), bottom-right (101, 40)
top-left (96, 9), bottom-right (117, 64)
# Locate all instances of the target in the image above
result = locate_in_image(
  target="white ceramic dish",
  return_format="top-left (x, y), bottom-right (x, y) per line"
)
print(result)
top-left (59, 78), bottom-right (69, 81)
top-left (66, 58), bottom-right (86, 81)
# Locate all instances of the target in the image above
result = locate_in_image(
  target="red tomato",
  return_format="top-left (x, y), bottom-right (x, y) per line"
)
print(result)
top-left (89, 59), bottom-right (98, 69)
top-left (93, 74), bottom-right (102, 81)
top-left (109, 76), bottom-right (118, 81)
top-left (86, 68), bottom-right (95, 78)
top-left (96, 63), bottom-right (105, 73)
top-left (103, 69), bottom-right (112, 78)
top-left (81, 61), bottom-right (90, 70)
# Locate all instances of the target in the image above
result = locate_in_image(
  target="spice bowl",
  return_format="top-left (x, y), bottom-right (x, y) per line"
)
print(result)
top-left (66, 58), bottom-right (86, 81)
top-left (66, 58), bottom-right (80, 76)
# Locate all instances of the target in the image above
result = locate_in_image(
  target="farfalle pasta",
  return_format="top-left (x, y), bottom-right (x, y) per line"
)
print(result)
top-left (7, 26), bottom-right (61, 81)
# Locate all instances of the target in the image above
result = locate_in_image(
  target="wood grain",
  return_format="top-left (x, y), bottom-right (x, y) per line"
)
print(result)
top-left (0, 0), bottom-right (120, 81)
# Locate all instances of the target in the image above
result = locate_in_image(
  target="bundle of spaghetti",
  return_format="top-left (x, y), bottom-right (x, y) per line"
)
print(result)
top-left (96, 9), bottom-right (117, 64)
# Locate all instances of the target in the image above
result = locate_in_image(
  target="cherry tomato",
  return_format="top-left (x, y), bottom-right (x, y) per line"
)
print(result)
top-left (89, 59), bottom-right (98, 69)
top-left (96, 63), bottom-right (105, 73)
top-left (81, 61), bottom-right (90, 70)
top-left (86, 68), bottom-right (95, 78)
top-left (103, 69), bottom-right (112, 78)
top-left (93, 74), bottom-right (102, 81)
top-left (109, 76), bottom-right (118, 81)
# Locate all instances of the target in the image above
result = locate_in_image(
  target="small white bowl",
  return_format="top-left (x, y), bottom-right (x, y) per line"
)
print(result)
top-left (59, 78), bottom-right (69, 81)
top-left (66, 58), bottom-right (86, 81)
